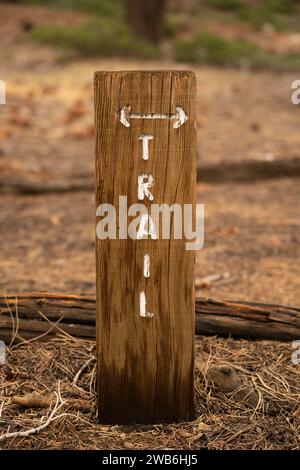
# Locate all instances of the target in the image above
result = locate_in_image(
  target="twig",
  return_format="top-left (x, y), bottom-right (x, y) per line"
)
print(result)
top-left (0, 382), bottom-right (66, 442)
top-left (11, 394), bottom-right (92, 413)
top-left (11, 317), bottom-right (65, 350)
top-left (5, 296), bottom-right (18, 348)
top-left (37, 309), bottom-right (78, 341)
top-left (73, 356), bottom-right (95, 387)
top-left (36, 309), bottom-right (93, 346)
top-left (224, 424), bottom-right (256, 444)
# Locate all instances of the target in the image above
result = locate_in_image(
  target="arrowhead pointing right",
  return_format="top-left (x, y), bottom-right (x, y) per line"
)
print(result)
top-left (173, 106), bottom-right (188, 129)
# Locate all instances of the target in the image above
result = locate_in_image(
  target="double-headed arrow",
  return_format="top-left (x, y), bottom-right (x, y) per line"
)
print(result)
top-left (120, 105), bottom-right (188, 129)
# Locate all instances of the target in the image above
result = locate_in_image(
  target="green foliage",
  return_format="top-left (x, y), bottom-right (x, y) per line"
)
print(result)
top-left (165, 14), bottom-right (180, 38)
top-left (206, 0), bottom-right (296, 30)
top-left (31, 17), bottom-right (158, 58)
top-left (236, 5), bottom-right (284, 30)
top-left (26, 0), bottom-right (159, 59)
top-left (175, 32), bottom-right (259, 66)
top-left (175, 32), bottom-right (300, 71)
top-left (207, 0), bottom-right (296, 14)
top-left (164, 14), bottom-right (190, 38)
top-left (23, 0), bottom-right (300, 69)
top-left (21, 0), bottom-right (122, 16)
top-left (206, 0), bottom-right (243, 11)
top-left (265, 0), bottom-right (296, 14)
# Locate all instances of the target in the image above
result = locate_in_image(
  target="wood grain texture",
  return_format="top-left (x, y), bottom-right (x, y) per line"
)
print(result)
top-left (94, 71), bottom-right (196, 424)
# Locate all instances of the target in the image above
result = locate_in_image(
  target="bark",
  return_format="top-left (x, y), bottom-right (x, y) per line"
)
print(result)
top-left (1, 293), bottom-right (300, 343)
top-left (126, 0), bottom-right (168, 43)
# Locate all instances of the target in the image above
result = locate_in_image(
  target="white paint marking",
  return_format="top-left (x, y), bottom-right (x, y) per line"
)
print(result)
top-left (139, 291), bottom-right (153, 318)
top-left (0, 340), bottom-right (5, 365)
top-left (137, 214), bottom-right (157, 240)
top-left (0, 81), bottom-right (6, 105)
top-left (120, 106), bottom-right (188, 129)
top-left (143, 253), bottom-right (150, 278)
top-left (138, 173), bottom-right (154, 201)
top-left (138, 134), bottom-right (153, 160)
top-left (120, 106), bottom-right (130, 127)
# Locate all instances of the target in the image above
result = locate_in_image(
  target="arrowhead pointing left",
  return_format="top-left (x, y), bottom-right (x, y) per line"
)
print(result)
top-left (173, 106), bottom-right (188, 129)
top-left (120, 106), bottom-right (131, 127)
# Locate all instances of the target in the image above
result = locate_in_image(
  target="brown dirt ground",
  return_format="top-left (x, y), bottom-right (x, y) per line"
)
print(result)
top-left (0, 3), bottom-right (300, 450)
top-left (1, 335), bottom-right (299, 450)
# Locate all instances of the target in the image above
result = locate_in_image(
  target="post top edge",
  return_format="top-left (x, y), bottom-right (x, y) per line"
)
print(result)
top-left (94, 70), bottom-right (196, 78)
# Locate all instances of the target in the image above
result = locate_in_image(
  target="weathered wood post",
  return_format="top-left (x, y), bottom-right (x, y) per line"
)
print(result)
top-left (95, 71), bottom-right (196, 424)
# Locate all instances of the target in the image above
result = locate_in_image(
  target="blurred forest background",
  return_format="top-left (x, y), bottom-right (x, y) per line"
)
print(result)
top-left (5, 0), bottom-right (300, 69)
top-left (0, 0), bottom-right (300, 307)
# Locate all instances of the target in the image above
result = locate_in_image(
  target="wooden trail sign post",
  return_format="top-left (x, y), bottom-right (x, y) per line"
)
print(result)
top-left (95, 71), bottom-right (196, 424)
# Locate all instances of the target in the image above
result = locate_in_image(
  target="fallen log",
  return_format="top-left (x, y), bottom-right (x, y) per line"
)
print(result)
top-left (2, 157), bottom-right (300, 194)
top-left (198, 156), bottom-right (300, 183)
top-left (1, 293), bottom-right (300, 343)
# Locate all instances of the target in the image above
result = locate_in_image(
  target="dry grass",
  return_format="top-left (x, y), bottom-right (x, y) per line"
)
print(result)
top-left (0, 334), bottom-right (299, 450)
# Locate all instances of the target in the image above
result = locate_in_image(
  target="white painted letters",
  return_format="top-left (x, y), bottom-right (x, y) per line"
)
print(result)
top-left (139, 291), bottom-right (153, 318)
top-left (138, 173), bottom-right (154, 201)
top-left (137, 214), bottom-right (157, 240)
top-left (143, 253), bottom-right (150, 278)
top-left (138, 134), bottom-right (153, 160)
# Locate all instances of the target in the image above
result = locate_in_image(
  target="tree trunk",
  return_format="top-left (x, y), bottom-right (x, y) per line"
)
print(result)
top-left (126, 0), bottom-right (167, 43)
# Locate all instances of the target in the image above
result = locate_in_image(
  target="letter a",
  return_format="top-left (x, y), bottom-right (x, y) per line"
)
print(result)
top-left (137, 214), bottom-right (157, 240)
